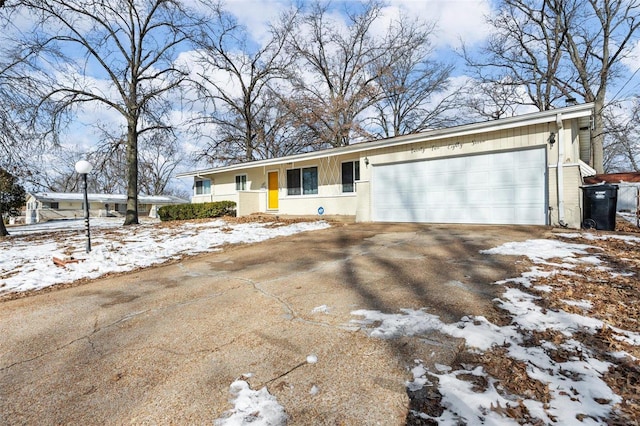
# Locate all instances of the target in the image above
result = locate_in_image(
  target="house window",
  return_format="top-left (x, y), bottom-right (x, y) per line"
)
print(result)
top-left (287, 167), bottom-right (318, 195)
top-left (287, 169), bottom-right (300, 195)
top-left (235, 174), bottom-right (247, 191)
top-left (341, 161), bottom-right (360, 193)
top-left (195, 179), bottom-right (211, 195)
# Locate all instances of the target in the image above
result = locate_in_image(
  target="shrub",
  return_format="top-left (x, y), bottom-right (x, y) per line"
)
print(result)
top-left (158, 201), bottom-right (236, 222)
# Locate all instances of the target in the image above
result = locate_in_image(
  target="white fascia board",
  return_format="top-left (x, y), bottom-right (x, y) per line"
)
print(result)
top-left (31, 192), bottom-right (90, 203)
top-left (177, 103), bottom-right (594, 179)
top-left (138, 195), bottom-right (189, 204)
top-left (32, 192), bottom-right (186, 205)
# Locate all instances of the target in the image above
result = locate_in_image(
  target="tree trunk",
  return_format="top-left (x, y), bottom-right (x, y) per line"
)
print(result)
top-left (124, 119), bottom-right (139, 225)
top-left (0, 213), bottom-right (8, 237)
top-left (592, 97), bottom-right (606, 174)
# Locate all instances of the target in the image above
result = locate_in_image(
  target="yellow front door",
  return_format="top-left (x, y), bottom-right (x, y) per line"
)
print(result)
top-left (268, 171), bottom-right (279, 210)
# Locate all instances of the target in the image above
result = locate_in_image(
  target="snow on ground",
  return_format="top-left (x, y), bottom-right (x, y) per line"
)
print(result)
top-left (557, 231), bottom-right (640, 244)
top-left (214, 380), bottom-right (288, 426)
top-left (4, 219), bottom-right (638, 423)
top-left (352, 235), bottom-right (639, 425)
top-left (0, 218), bottom-right (330, 296)
top-left (619, 212), bottom-right (639, 226)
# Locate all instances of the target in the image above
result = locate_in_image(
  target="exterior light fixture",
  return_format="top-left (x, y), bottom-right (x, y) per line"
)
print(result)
top-left (364, 157), bottom-right (369, 166)
top-left (548, 132), bottom-right (556, 147)
top-left (75, 160), bottom-right (93, 253)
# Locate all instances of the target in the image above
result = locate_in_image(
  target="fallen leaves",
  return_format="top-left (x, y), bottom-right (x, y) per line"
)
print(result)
top-left (417, 217), bottom-right (640, 424)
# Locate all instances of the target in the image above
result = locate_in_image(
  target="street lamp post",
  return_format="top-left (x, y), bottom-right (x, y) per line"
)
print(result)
top-left (75, 160), bottom-right (93, 253)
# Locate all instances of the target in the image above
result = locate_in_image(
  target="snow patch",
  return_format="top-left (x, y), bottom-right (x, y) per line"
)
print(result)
top-left (1, 218), bottom-right (330, 295)
top-left (214, 380), bottom-right (287, 426)
top-left (311, 305), bottom-right (330, 314)
top-left (481, 239), bottom-right (599, 263)
top-left (352, 235), bottom-right (638, 424)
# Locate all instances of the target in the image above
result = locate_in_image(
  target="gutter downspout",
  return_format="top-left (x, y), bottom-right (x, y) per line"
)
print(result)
top-left (556, 113), bottom-right (567, 227)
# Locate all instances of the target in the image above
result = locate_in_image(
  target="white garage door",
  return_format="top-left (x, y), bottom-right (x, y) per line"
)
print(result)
top-left (371, 148), bottom-right (547, 225)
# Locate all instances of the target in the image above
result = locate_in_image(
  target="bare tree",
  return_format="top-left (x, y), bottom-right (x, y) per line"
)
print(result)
top-left (286, 1), bottom-right (408, 148)
top-left (560, 0), bottom-right (640, 173)
top-left (138, 130), bottom-right (183, 194)
top-left (89, 139), bottom-right (129, 194)
top-left (603, 99), bottom-right (640, 172)
top-left (465, 0), bottom-right (571, 112)
top-left (370, 15), bottom-right (456, 137)
top-left (39, 130), bottom-right (183, 196)
top-left (188, 2), bottom-right (296, 166)
top-left (0, 4), bottom-right (53, 183)
top-left (31, 147), bottom-right (86, 192)
top-left (55, 119), bottom-right (182, 196)
top-left (0, 58), bottom-right (28, 170)
top-left (471, 0), bottom-right (640, 173)
top-left (462, 79), bottom-right (527, 121)
top-left (19, 0), bottom-right (197, 225)
top-left (224, 87), bottom-right (313, 160)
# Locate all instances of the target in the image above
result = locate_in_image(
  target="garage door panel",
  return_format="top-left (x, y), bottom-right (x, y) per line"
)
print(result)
top-left (492, 168), bottom-right (518, 183)
top-left (466, 189), bottom-right (491, 204)
top-left (518, 167), bottom-right (543, 182)
top-left (425, 190), bottom-right (448, 203)
top-left (372, 148), bottom-right (546, 225)
top-left (482, 188), bottom-right (513, 204)
top-left (439, 157), bottom-right (464, 171)
top-left (478, 207), bottom-right (514, 223)
top-left (503, 187), bottom-right (540, 204)
top-left (447, 191), bottom-right (469, 205)
top-left (467, 170), bottom-right (490, 184)
top-left (440, 171), bottom-right (463, 187)
top-left (472, 155), bottom-right (491, 166)
top-left (514, 207), bottom-right (545, 224)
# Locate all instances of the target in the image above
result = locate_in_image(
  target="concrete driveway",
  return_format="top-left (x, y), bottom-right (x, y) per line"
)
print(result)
top-left (0, 222), bottom-right (549, 425)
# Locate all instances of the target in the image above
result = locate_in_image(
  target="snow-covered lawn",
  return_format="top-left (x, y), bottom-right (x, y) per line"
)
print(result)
top-left (0, 217), bottom-right (330, 296)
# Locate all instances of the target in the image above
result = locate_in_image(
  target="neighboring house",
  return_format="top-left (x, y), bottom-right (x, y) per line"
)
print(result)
top-left (584, 172), bottom-right (640, 213)
top-left (25, 192), bottom-right (188, 224)
top-left (178, 103), bottom-right (596, 229)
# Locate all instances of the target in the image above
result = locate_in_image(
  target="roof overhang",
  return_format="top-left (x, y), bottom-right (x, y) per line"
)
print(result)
top-left (177, 103), bottom-right (595, 179)
top-left (28, 192), bottom-right (188, 204)
top-left (579, 160), bottom-right (597, 178)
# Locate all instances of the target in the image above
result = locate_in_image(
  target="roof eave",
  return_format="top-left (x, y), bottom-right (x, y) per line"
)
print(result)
top-left (28, 192), bottom-right (187, 204)
top-left (177, 103), bottom-right (595, 178)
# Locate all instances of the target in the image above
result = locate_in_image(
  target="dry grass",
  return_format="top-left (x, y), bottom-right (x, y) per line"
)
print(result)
top-left (412, 217), bottom-right (640, 424)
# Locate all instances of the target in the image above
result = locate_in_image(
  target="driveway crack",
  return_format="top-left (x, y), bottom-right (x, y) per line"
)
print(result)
top-left (0, 334), bottom-right (94, 372)
top-left (232, 276), bottom-right (297, 319)
top-left (228, 274), bottom-right (356, 332)
top-left (1, 287), bottom-right (240, 372)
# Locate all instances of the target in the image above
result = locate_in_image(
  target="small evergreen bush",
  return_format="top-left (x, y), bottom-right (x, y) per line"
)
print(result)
top-left (158, 201), bottom-right (236, 221)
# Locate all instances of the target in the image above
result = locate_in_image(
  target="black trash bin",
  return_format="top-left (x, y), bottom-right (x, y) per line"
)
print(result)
top-left (581, 184), bottom-right (618, 230)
